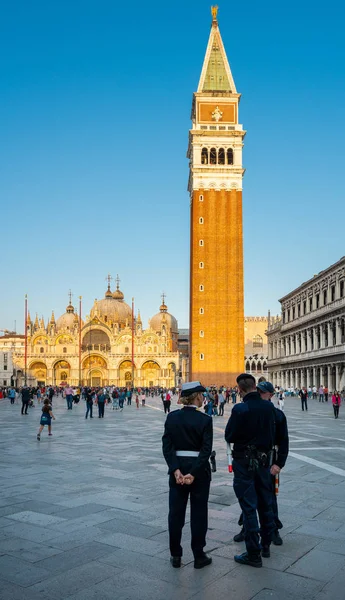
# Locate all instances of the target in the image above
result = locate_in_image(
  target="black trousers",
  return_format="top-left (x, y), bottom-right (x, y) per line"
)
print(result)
top-left (333, 405), bottom-right (340, 418)
top-left (21, 401), bottom-right (29, 414)
top-left (219, 403), bottom-right (224, 416)
top-left (233, 459), bottom-right (275, 556)
top-left (239, 474), bottom-right (282, 531)
top-left (98, 402), bottom-right (105, 417)
top-left (168, 473), bottom-right (210, 558)
top-left (301, 398), bottom-right (308, 411)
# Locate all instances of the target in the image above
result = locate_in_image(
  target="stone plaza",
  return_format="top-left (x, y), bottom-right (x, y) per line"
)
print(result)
top-left (1, 395), bottom-right (345, 599)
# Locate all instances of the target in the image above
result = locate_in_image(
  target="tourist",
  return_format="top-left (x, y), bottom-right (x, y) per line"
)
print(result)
top-left (97, 390), bottom-right (106, 418)
top-left (299, 387), bottom-right (308, 411)
top-left (37, 398), bottom-right (55, 440)
top-left (277, 389), bottom-right (285, 411)
top-left (332, 391), bottom-right (341, 419)
top-left (126, 389), bottom-right (132, 405)
top-left (141, 391), bottom-right (146, 407)
top-left (65, 384), bottom-right (74, 410)
top-left (135, 391), bottom-right (140, 409)
top-left (218, 390), bottom-right (225, 416)
top-left (324, 385), bottom-right (329, 402)
top-left (112, 388), bottom-right (119, 410)
top-left (231, 389), bottom-right (237, 404)
top-left (119, 389), bottom-right (126, 410)
top-left (308, 386), bottom-right (312, 399)
top-left (8, 387), bottom-right (16, 404)
top-left (312, 385), bottom-right (317, 399)
top-left (21, 386), bottom-right (31, 415)
top-left (319, 385), bottom-right (324, 402)
top-left (85, 389), bottom-right (94, 419)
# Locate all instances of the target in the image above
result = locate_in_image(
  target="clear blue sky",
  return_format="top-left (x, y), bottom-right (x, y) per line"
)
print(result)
top-left (1, 0), bottom-right (344, 331)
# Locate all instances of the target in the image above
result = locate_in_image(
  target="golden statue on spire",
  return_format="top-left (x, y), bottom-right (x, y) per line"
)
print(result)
top-left (211, 5), bottom-right (218, 20)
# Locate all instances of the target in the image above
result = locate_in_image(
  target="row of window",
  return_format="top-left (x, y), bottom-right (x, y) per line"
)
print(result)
top-left (201, 147), bottom-right (234, 165)
top-left (284, 281), bottom-right (345, 323)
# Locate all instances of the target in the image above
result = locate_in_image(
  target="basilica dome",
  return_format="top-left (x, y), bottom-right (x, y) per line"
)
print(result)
top-left (56, 304), bottom-right (76, 331)
top-left (91, 284), bottom-right (131, 325)
top-left (150, 300), bottom-right (178, 334)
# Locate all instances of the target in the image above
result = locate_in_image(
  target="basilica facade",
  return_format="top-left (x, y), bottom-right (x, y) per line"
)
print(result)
top-left (0, 281), bottom-right (179, 389)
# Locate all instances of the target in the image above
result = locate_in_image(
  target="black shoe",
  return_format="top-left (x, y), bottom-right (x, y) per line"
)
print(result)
top-left (170, 556), bottom-right (181, 568)
top-left (261, 546), bottom-right (270, 558)
top-left (194, 554), bottom-right (212, 569)
top-left (272, 530), bottom-right (283, 546)
top-left (234, 552), bottom-right (262, 568)
top-left (233, 529), bottom-right (245, 543)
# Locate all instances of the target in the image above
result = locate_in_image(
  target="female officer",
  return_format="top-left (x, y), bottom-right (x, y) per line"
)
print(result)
top-left (162, 381), bottom-right (213, 569)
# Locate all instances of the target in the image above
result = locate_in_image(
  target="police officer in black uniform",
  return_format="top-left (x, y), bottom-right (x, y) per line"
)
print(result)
top-left (162, 381), bottom-right (213, 569)
top-left (233, 380), bottom-right (289, 546)
top-left (225, 373), bottom-right (276, 567)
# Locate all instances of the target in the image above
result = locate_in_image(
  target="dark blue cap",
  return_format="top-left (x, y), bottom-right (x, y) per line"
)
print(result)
top-left (257, 381), bottom-right (275, 394)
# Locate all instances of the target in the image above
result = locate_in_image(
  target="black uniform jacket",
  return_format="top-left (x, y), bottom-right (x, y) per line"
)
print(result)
top-left (162, 406), bottom-right (213, 479)
top-left (224, 391), bottom-right (276, 453)
top-left (274, 407), bottom-right (289, 469)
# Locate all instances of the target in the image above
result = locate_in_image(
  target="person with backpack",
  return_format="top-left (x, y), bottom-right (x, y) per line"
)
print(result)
top-left (37, 399), bottom-right (55, 440)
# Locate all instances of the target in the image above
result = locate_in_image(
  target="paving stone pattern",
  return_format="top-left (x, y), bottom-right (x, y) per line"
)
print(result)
top-left (1, 393), bottom-right (345, 599)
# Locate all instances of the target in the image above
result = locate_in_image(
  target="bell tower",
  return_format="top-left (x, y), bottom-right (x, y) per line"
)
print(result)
top-left (188, 6), bottom-right (245, 386)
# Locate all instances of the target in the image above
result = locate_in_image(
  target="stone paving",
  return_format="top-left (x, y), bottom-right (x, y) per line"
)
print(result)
top-left (1, 393), bottom-right (345, 599)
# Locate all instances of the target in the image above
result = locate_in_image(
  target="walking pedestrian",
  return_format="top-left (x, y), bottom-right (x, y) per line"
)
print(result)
top-left (37, 399), bottom-right (55, 440)
top-left (277, 390), bottom-right (285, 411)
top-left (85, 389), bottom-right (94, 419)
top-left (141, 391), bottom-right (146, 407)
top-left (119, 389), bottom-right (126, 411)
top-left (21, 387), bottom-right (30, 415)
top-left (218, 390), bottom-right (225, 416)
top-left (8, 387), bottom-right (16, 404)
top-left (319, 385), bottom-right (324, 402)
top-left (97, 390), bottom-right (106, 418)
top-left (225, 373), bottom-right (277, 567)
top-left (65, 385), bottom-right (74, 410)
top-left (162, 381), bottom-right (213, 570)
top-left (299, 387), bottom-right (308, 411)
top-left (324, 386), bottom-right (329, 402)
top-left (332, 391), bottom-right (341, 418)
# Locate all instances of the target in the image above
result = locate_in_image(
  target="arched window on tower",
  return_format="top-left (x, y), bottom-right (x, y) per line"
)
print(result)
top-left (246, 361), bottom-right (250, 371)
top-left (257, 361), bottom-right (262, 372)
top-left (253, 335), bottom-right (263, 349)
top-left (227, 148), bottom-right (234, 165)
top-left (218, 148), bottom-right (225, 165)
top-left (210, 148), bottom-right (217, 165)
top-left (251, 361), bottom-right (256, 372)
top-left (201, 148), bottom-right (208, 165)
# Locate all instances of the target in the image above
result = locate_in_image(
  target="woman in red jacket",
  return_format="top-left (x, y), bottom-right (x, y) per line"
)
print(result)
top-left (332, 391), bottom-right (341, 419)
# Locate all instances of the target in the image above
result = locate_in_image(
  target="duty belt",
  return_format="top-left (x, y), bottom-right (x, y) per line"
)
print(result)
top-left (232, 446), bottom-right (273, 471)
top-left (176, 451), bottom-right (199, 457)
